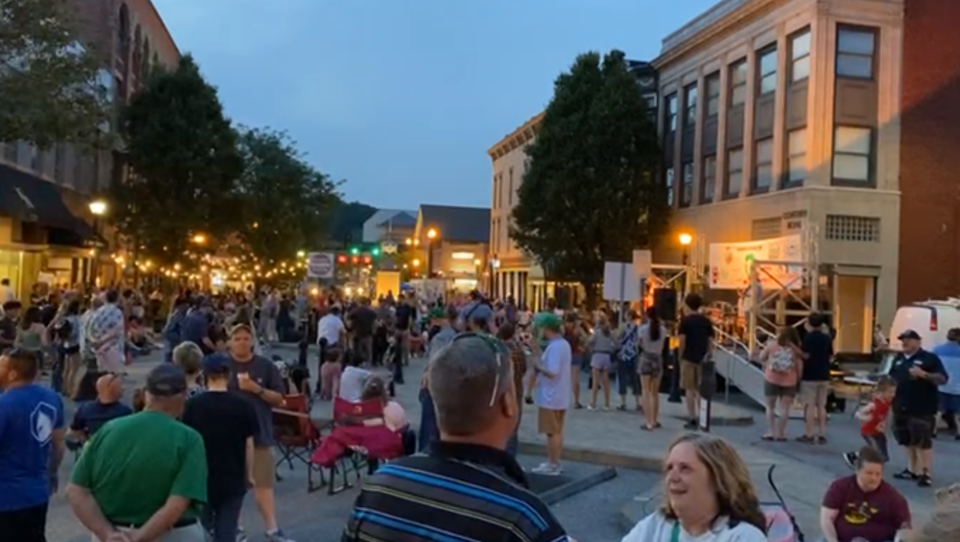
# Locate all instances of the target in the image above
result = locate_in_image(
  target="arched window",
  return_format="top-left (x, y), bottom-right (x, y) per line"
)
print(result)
top-left (116, 4), bottom-right (130, 61)
top-left (141, 38), bottom-right (151, 79)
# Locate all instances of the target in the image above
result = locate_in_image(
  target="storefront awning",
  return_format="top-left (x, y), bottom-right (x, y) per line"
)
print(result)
top-left (0, 164), bottom-right (104, 248)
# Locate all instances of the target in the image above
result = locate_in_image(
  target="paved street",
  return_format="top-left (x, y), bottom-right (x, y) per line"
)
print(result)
top-left (46, 344), bottom-right (952, 541)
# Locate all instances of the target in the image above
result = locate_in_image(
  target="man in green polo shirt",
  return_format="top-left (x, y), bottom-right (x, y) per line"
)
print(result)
top-left (66, 364), bottom-right (208, 542)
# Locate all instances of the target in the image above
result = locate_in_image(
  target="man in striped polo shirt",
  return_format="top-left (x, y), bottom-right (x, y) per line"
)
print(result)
top-left (342, 333), bottom-right (572, 542)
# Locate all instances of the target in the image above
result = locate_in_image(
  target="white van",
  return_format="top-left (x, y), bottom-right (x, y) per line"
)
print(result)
top-left (889, 298), bottom-right (960, 352)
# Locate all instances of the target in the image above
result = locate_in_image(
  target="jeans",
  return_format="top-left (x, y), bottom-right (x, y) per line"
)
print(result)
top-left (418, 387), bottom-right (439, 452)
top-left (617, 357), bottom-right (640, 396)
top-left (505, 407), bottom-right (522, 457)
top-left (51, 348), bottom-right (65, 394)
top-left (201, 493), bottom-right (245, 542)
top-left (940, 392), bottom-right (960, 432)
top-left (0, 502), bottom-right (48, 542)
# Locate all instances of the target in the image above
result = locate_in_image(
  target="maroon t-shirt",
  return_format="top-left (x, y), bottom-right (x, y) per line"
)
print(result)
top-left (822, 476), bottom-right (910, 542)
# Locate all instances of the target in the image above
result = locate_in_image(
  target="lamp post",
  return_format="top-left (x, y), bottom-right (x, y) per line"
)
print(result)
top-left (88, 199), bottom-right (107, 287)
top-left (679, 232), bottom-right (693, 265)
top-left (426, 228), bottom-right (438, 278)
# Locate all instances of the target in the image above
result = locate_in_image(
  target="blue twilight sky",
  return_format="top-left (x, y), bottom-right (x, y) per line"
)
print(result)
top-left (152, 0), bottom-right (717, 210)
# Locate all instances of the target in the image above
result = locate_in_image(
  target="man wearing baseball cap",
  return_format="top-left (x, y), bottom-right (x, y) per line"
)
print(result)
top-left (526, 313), bottom-right (571, 475)
top-left (889, 329), bottom-right (947, 487)
top-left (67, 364), bottom-right (208, 541)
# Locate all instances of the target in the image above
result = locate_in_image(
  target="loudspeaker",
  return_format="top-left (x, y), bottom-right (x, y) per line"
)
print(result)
top-left (654, 288), bottom-right (678, 321)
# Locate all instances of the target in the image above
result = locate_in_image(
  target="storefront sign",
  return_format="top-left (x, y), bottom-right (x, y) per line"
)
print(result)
top-left (708, 235), bottom-right (803, 290)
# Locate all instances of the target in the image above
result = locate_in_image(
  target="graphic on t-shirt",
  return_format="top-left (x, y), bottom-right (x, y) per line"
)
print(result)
top-left (843, 501), bottom-right (879, 525)
top-left (31, 401), bottom-right (57, 444)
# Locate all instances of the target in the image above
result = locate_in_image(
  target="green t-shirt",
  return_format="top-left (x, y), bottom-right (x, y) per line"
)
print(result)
top-left (71, 411), bottom-right (208, 525)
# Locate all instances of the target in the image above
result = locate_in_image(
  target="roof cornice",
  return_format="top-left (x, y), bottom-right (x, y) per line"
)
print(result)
top-left (487, 112), bottom-right (545, 161)
top-left (653, 0), bottom-right (782, 69)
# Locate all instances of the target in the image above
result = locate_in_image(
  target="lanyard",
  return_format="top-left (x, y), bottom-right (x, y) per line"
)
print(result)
top-left (671, 522), bottom-right (681, 542)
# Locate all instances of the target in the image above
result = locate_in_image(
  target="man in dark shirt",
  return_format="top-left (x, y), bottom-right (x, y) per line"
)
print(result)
top-left (69, 373), bottom-right (132, 444)
top-left (0, 301), bottom-right (19, 350)
top-left (394, 295), bottom-right (416, 366)
top-left (799, 312), bottom-right (834, 443)
top-left (349, 299), bottom-right (378, 363)
top-left (888, 330), bottom-right (947, 487)
top-left (182, 299), bottom-right (216, 356)
top-left (182, 355), bottom-right (258, 542)
top-left (677, 293), bottom-right (715, 429)
top-left (344, 334), bottom-right (571, 542)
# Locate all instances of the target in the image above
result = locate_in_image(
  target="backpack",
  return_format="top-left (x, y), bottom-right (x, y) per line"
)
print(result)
top-left (769, 346), bottom-right (794, 372)
top-left (617, 324), bottom-right (639, 362)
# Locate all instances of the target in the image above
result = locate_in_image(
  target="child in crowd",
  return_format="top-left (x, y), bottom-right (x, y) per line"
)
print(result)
top-left (844, 376), bottom-right (896, 469)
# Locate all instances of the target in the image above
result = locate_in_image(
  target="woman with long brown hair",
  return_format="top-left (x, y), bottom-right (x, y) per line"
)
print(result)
top-left (759, 326), bottom-right (802, 441)
top-left (622, 433), bottom-right (767, 542)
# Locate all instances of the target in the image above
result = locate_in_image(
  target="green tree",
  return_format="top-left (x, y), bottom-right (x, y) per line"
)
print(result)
top-left (110, 55), bottom-right (242, 266)
top-left (510, 50), bottom-right (668, 308)
top-left (0, 0), bottom-right (111, 148)
top-left (234, 126), bottom-right (341, 265)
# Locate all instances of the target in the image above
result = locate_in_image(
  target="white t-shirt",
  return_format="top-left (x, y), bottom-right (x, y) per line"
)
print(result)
top-left (339, 366), bottom-right (372, 402)
top-left (622, 513), bottom-right (766, 542)
top-left (534, 336), bottom-right (572, 410)
top-left (317, 314), bottom-right (345, 345)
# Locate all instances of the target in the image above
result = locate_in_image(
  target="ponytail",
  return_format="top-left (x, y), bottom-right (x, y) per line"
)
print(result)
top-left (646, 307), bottom-right (661, 342)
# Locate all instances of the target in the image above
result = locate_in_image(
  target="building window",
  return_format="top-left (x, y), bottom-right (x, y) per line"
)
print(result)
top-left (826, 215), bottom-right (881, 242)
top-left (684, 84), bottom-right (697, 127)
top-left (786, 128), bottom-right (807, 186)
top-left (681, 162), bottom-right (694, 207)
top-left (758, 47), bottom-right (778, 95)
top-left (702, 155), bottom-right (716, 203)
top-left (665, 94), bottom-right (678, 132)
top-left (730, 60), bottom-right (747, 106)
top-left (791, 28), bottom-right (811, 82)
top-left (726, 148), bottom-right (743, 197)
top-left (493, 173), bottom-right (500, 210)
top-left (665, 167), bottom-right (675, 206)
top-left (837, 27), bottom-right (876, 79)
top-left (508, 168), bottom-right (514, 206)
top-left (754, 138), bottom-right (773, 191)
top-left (705, 74), bottom-right (721, 117)
top-left (833, 126), bottom-right (872, 183)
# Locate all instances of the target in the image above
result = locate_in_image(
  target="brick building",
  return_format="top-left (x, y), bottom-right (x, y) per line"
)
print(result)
top-left (0, 0), bottom-right (178, 297)
top-left (651, 0), bottom-right (960, 353)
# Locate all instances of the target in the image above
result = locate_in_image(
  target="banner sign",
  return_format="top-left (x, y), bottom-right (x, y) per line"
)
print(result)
top-left (708, 235), bottom-right (803, 290)
top-left (306, 252), bottom-right (335, 279)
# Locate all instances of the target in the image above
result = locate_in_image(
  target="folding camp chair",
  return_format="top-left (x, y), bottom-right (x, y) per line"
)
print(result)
top-left (764, 465), bottom-right (805, 542)
top-left (272, 394), bottom-right (326, 492)
top-left (311, 397), bottom-right (387, 495)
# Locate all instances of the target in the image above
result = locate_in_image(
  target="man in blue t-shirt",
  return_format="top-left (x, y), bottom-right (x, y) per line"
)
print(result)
top-left (0, 347), bottom-right (66, 541)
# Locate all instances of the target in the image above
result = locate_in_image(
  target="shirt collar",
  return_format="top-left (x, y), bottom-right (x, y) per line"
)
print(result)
top-left (428, 441), bottom-right (529, 487)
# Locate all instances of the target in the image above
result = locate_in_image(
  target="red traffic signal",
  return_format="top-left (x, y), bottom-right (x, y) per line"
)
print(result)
top-left (363, 256), bottom-right (371, 264)
top-left (337, 254), bottom-right (347, 264)
top-left (351, 256), bottom-right (359, 264)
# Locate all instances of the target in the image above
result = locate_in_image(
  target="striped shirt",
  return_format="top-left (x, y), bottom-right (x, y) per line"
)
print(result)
top-left (342, 442), bottom-right (569, 542)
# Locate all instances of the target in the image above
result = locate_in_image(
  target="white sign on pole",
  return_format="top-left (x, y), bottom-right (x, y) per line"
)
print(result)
top-left (306, 252), bottom-right (335, 279)
top-left (602, 262), bottom-right (640, 302)
top-left (632, 249), bottom-right (653, 279)
top-left (708, 234), bottom-right (803, 290)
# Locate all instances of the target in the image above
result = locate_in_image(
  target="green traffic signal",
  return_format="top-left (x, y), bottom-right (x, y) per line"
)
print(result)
top-left (350, 247), bottom-right (360, 255)
top-left (371, 247), bottom-right (380, 256)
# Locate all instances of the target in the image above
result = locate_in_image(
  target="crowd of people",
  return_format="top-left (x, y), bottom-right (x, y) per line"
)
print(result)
top-left (1, 279), bottom-right (959, 542)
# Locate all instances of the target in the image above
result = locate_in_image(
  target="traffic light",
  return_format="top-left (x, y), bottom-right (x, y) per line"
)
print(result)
top-left (371, 247), bottom-right (380, 257)
top-left (337, 254), bottom-right (348, 264)
top-left (351, 256), bottom-right (359, 264)
top-left (350, 247), bottom-right (360, 255)
top-left (363, 255), bottom-right (371, 264)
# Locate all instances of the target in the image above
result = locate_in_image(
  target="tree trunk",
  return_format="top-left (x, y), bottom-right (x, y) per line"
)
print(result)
top-left (583, 282), bottom-right (599, 311)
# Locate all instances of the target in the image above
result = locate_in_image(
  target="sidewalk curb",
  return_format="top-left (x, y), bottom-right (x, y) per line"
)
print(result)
top-left (540, 467), bottom-right (619, 506)
top-left (617, 485), bottom-right (663, 532)
top-left (517, 441), bottom-right (663, 472)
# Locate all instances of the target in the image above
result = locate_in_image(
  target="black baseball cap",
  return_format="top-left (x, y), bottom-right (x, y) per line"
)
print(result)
top-left (898, 329), bottom-right (922, 341)
top-left (145, 364), bottom-right (187, 397)
top-left (202, 354), bottom-right (232, 375)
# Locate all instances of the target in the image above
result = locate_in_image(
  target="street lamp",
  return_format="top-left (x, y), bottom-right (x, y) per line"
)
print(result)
top-left (426, 228), bottom-right (439, 277)
top-left (88, 199), bottom-right (107, 287)
top-left (679, 233), bottom-right (693, 266)
top-left (192, 234), bottom-right (207, 245)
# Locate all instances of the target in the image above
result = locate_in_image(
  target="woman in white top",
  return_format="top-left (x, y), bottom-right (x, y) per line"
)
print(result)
top-left (638, 306), bottom-right (668, 431)
top-left (622, 433), bottom-right (767, 542)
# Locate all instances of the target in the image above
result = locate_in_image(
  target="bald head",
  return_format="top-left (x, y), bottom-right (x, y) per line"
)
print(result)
top-left (428, 334), bottom-right (513, 436)
top-left (96, 373), bottom-right (123, 402)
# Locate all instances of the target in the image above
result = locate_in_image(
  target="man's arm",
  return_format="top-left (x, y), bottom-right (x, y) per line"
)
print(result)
top-left (131, 495), bottom-right (193, 542)
top-left (819, 507), bottom-right (840, 542)
top-left (67, 484), bottom-right (121, 541)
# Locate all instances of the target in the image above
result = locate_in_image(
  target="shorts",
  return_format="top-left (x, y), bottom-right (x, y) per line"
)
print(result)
top-left (680, 360), bottom-right (702, 391)
top-left (893, 414), bottom-right (935, 450)
top-left (537, 408), bottom-right (566, 435)
top-left (590, 353), bottom-right (612, 371)
top-left (639, 353), bottom-right (663, 377)
top-left (940, 392), bottom-right (960, 414)
top-left (252, 446), bottom-right (275, 488)
top-left (764, 381), bottom-right (797, 398)
top-left (799, 381), bottom-right (830, 408)
top-left (617, 358), bottom-right (640, 395)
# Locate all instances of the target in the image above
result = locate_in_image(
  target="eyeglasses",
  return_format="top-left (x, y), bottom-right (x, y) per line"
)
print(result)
top-left (451, 332), bottom-right (505, 408)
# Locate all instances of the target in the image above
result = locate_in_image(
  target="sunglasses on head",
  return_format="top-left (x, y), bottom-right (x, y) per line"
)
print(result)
top-left (450, 332), bottom-right (506, 408)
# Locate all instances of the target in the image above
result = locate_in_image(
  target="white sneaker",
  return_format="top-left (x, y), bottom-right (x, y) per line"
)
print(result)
top-left (531, 463), bottom-right (562, 476)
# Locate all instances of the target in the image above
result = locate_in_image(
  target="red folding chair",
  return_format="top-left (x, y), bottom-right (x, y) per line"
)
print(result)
top-left (307, 397), bottom-right (387, 494)
top-left (272, 395), bottom-right (326, 492)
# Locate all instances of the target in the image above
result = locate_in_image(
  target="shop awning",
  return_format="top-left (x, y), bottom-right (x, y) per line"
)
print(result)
top-left (0, 164), bottom-right (105, 248)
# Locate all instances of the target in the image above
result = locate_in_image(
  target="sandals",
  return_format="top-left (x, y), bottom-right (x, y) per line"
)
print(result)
top-left (894, 469), bottom-right (918, 480)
